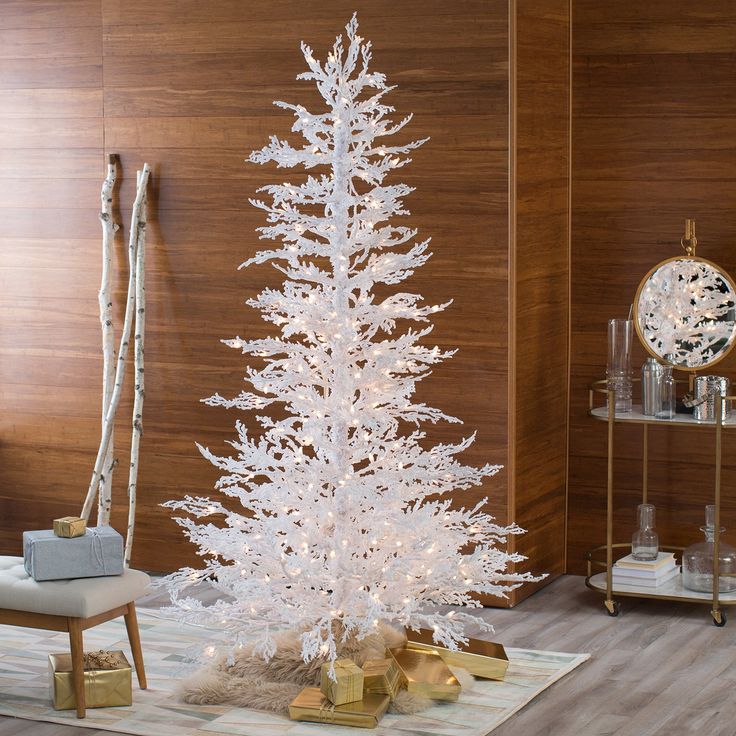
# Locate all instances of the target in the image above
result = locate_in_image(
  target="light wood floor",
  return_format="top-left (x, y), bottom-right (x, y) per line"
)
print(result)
top-left (2, 575), bottom-right (734, 736)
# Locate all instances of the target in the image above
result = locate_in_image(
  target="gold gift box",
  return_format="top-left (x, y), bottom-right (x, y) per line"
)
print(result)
top-left (362, 657), bottom-right (405, 700)
top-left (405, 628), bottom-right (509, 681)
top-left (389, 647), bottom-right (460, 702)
top-left (289, 686), bottom-right (390, 728)
top-left (49, 650), bottom-right (132, 710)
top-left (53, 516), bottom-right (87, 538)
top-left (320, 657), bottom-right (364, 705)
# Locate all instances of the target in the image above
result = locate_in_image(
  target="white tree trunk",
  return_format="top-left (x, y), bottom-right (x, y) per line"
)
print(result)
top-left (81, 163), bottom-right (151, 522)
top-left (125, 169), bottom-right (148, 566)
top-left (97, 154), bottom-right (119, 526)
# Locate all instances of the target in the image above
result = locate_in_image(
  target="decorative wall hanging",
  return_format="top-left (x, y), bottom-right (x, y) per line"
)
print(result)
top-left (634, 220), bottom-right (736, 370)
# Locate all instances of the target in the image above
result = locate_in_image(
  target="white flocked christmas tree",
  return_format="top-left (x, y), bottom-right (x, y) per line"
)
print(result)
top-left (164, 14), bottom-right (539, 666)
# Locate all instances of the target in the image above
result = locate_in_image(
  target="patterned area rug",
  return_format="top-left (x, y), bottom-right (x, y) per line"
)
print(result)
top-left (0, 611), bottom-right (589, 735)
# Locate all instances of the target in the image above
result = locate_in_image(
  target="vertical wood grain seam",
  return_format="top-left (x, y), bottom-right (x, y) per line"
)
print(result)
top-left (563, 0), bottom-right (572, 574)
top-left (100, 0), bottom-right (106, 161)
top-left (507, 0), bottom-right (518, 573)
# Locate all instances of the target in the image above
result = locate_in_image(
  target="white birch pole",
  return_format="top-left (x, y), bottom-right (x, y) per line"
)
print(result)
top-left (125, 169), bottom-right (148, 566)
top-left (81, 163), bottom-right (151, 522)
top-left (97, 154), bottom-right (119, 526)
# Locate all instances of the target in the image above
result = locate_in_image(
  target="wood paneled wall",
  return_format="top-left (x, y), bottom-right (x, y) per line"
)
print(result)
top-left (569, 1), bottom-right (736, 574)
top-left (0, 0), bottom-right (105, 555)
top-left (509, 0), bottom-right (570, 603)
top-left (0, 1), bottom-right (507, 567)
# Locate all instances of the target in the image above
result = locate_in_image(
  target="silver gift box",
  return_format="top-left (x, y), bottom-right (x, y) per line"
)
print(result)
top-left (23, 526), bottom-right (124, 581)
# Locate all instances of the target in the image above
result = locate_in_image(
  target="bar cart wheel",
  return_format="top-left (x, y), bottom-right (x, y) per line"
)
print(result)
top-left (604, 600), bottom-right (620, 617)
top-left (712, 609), bottom-right (727, 627)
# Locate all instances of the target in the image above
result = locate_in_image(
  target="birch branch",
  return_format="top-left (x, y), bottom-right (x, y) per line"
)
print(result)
top-left (97, 153), bottom-right (119, 526)
top-left (125, 169), bottom-right (148, 566)
top-left (81, 162), bottom-right (151, 522)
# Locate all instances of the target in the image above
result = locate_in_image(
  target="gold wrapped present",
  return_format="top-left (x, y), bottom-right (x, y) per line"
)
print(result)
top-left (389, 647), bottom-right (460, 702)
top-left (53, 516), bottom-right (87, 538)
top-left (320, 657), bottom-right (364, 705)
top-left (362, 657), bottom-right (405, 699)
top-left (49, 650), bottom-right (132, 710)
top-left (289, 687), bottom-right (389, 728)
top-left (405, 628), bottom-right (509, 681)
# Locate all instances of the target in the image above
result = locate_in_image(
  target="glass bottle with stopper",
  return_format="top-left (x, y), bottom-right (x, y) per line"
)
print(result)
top-left (682, 505), bottom-right (736, 593)
top-left (631, 503), bottom-right (659, 561)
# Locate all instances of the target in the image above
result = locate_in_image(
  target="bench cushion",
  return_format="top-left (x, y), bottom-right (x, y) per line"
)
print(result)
top-left (0, 556), bottom-right (150, 618)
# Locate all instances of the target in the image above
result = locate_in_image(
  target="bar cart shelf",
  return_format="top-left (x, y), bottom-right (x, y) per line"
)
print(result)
top-left (589, 404), bottom-right (736, 428)
top-left (586, 380), bottom-right (736, 626)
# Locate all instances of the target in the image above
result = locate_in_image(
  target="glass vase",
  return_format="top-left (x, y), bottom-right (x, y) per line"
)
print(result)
top-left (656, 363), bottom-right (676, 420)
top-left (631, 503), bottom-right (658, 561)
top-left (682, 505), bottom-right (736, 593)
top-left (607, 318), bottom-right (633, 413)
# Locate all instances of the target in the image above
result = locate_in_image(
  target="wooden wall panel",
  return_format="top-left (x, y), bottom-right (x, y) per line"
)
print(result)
top-left (109, 0), bottom-right (510, 575)
top-left (569, 1), bottom-right (736, 574)
top-left (0, 0), bottom-right (104, 555)
top-left (509, 0), bottom-right (570, 604)
top-left (0, 1), bottom-right (520, 584)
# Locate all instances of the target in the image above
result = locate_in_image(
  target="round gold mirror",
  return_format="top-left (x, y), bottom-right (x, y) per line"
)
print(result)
top-left (635, 255), bottom-right (736, 371)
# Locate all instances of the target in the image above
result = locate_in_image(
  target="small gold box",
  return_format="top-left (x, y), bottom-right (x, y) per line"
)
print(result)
top-left (362, 657), bottom-right (405, 699)
top-left (389, 647), bottom-right (461, 702)
top-left (320, 658), bottom-right (364, 705)
top-left (49, 651), bottom-right (132, 710)
top-left (53, 516), bottom-right (87, 538)
top-left (289, 687), bottom-right (389, 728)
top-left (405, 628), bottom-right (510, 681)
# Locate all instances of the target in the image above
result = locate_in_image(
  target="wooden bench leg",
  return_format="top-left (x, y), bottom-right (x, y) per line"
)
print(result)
top-left (124, 602), bottom-right (147, 689)
top-left (67, 617), bottom-right (86, 718)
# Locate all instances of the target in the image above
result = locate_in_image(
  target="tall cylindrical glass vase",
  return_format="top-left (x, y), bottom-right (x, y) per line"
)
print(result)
top-left (607, 318), bottom-right (633, 413)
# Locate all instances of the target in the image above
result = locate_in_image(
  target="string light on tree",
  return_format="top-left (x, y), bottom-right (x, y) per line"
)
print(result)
top-left (163, 14), bottom-right (540, 665)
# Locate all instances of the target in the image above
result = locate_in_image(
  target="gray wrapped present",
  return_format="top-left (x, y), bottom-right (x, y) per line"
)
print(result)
top-left (23, 527), bottom-right (124, 582)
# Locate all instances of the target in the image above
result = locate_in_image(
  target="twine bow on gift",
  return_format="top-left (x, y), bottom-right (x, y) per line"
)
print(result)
top-left (84, 650), bottom-right (122, 670)
top-left (89, 528), bottom-right (109, 575)
top-left (318, 697), bottom-right (337, 724)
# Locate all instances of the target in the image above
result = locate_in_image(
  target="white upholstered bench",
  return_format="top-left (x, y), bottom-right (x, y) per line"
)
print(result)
top-left (0, 556), bottom-right (150, 718)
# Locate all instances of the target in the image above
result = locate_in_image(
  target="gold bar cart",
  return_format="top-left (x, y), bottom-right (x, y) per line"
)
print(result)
top-left (586, 379), bottom-right (736, 626)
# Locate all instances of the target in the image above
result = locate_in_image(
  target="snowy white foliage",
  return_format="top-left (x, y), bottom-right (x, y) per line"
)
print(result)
top-left (637, 258), bottom-right (736, 368)
top-left (163, 14), bottom-right (539, 665)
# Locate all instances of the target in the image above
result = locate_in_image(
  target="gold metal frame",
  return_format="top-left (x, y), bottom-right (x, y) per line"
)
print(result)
top-left (633, 221), bottom-right (736, 372)
top-left (587, 382), bottom-right (735, 625)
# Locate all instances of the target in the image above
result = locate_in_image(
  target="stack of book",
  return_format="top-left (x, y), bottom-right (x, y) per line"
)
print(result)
top-left (612, 552), bottom-right (680, 588)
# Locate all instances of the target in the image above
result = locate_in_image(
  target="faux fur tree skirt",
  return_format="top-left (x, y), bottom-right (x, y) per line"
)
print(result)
top-left (178, 625), bottom-right (473, 717)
